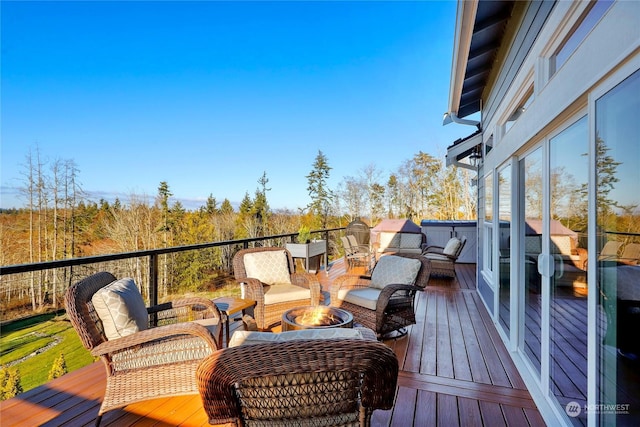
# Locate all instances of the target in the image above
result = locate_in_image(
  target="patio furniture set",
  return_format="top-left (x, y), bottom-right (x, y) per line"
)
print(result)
top-left (64, 227), bottom-right (466, 426)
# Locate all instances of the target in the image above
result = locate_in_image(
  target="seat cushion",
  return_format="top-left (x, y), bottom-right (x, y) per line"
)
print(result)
top-left (338, 287), bottom-right (381, 311)
top-left (229, 329), bottom-right (364, 347)
top-left (263, 283), bottom-right (312, 305)
top-left (424, 253), bottom-right (451, 262)
top-left (243, 250), bottom-right (292, 286)
top-left (91, 278), bottom-right (148, 340)
top-left (400, 233), bottom-right (423, 249)
top-left (369, 255), bottom-right (421, 290)
top-left (443, 238), bottom-right (462, 257)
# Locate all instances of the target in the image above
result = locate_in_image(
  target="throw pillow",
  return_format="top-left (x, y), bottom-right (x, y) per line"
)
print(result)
top-left (243, 250), bottom-right (292, 285)
top-left (91, 278), bottom-right (148, 340)
top-left (370, 255), bottom-right (421, 290)
top-left (400, 233), bottom-right (423, 249)
top-left (443, 238), bottom-right (462, 257)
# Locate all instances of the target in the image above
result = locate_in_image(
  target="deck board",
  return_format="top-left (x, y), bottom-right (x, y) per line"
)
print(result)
top-left (0, 260), bottom-right (545, 426)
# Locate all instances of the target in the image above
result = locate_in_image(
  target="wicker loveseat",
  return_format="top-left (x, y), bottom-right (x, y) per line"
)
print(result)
top-left (197, 333), bottom-right (398, 426)
top-left (330, 253), bottom-right (431, 338)
top-left (64, 272), bottom-right (222, 426)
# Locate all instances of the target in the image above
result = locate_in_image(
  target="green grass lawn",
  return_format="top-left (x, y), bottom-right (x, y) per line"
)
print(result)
top-left (1, 313), bottom-right (95, 393)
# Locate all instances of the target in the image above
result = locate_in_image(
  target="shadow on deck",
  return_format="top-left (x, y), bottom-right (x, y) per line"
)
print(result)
top-left (0, 260), bottom-right (545, 426)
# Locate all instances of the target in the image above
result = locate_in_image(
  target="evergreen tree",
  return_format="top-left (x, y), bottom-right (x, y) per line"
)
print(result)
top-left (48, 353), bottom-right (68, 380)
top-left (204, 194), bottom-right (218, 215)
top-left (252, 172), bottom-right (271, 236)
top-left (306, 150), bottom-right (334, 228)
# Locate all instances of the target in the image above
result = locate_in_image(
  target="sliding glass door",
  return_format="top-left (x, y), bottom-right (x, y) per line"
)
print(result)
top-left (548, 117), bottom-right (589, 426)
top-left (596, 69), bottom-right (640, 425)
top-left (519, 148), bottom-right (543, 376)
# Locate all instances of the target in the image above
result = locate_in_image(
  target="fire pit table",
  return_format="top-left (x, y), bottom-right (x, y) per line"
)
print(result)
top-left (282, 306), bottom-right (353, 331)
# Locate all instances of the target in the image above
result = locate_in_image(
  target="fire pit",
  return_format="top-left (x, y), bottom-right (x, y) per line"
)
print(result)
top-left (282, 306), bottom-right (353, 331)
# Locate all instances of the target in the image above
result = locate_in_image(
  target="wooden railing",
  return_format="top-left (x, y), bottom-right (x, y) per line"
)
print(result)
top-left (0, 227), bottom-right (345, 308)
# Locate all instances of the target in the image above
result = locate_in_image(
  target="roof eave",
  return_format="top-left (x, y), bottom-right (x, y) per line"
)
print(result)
top-left (447, 0), bottom-right (479, 116)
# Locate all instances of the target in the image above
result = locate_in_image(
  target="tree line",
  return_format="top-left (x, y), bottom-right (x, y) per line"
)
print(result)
top-left (1, 148), bottom-right (476, 318)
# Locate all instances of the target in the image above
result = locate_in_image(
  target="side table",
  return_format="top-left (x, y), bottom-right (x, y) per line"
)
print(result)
top-left (213, 297), bottom-right (256, 347)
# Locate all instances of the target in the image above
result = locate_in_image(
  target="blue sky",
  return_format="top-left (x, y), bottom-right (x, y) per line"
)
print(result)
top-left (1, 1), bottom-right (474, 211)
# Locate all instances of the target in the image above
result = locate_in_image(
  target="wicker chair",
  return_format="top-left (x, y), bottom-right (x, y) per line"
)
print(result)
top-left (423, 235), bottom-right (467, 278)
top-left (64, 272), bottom-right (222, 426)
top-left (233, 247), bottom-right (321, 330)
top-left (330, 253), bottom-right (431, 338)
top-left (197, 338), bottom-right (398, 426)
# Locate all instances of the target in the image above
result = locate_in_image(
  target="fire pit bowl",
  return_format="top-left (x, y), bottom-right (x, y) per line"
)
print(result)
top-left (282, 306), bottom-right (353, 331)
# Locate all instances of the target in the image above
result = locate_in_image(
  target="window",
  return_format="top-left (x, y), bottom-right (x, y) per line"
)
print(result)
top-left (551, 0), bottom-right (614, 75)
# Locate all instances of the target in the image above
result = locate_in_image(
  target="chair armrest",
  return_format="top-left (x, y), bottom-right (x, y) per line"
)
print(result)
top-left (148, 297), bottom-right (223, 322)
top-left (239, 278), bottom-right (266, 298)
top-left (91, 321), bottom-right (219, 357)
top-left (375, 284), bottom-right (422, 313)
top-left (423, 245), bottom-right (445, 254)
top-left (291, 273), bottom-right (322, 305)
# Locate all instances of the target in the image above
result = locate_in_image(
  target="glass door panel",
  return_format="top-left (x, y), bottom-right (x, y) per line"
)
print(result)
top-left (596, 69), bottom-right (640, 425)
top-left (498, 166), bottom-right (512, 334)
top-left (520, 148), bottom-right (543, 375)
top-left (548, 117), bottom-right (588, 426)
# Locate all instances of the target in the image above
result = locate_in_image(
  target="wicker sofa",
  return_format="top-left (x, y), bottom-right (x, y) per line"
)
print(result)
top-left (372, 231), bottom-right (426, 259)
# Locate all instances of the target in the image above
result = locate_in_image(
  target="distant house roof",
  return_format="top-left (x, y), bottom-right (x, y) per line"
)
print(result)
top-left (371, 219), bottom-right (422, 233)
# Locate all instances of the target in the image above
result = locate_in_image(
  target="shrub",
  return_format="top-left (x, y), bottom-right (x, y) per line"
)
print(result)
top-left (48, 353), bottom-right (68, 380)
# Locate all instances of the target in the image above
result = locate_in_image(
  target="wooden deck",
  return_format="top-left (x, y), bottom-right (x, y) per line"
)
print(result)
top-left (1, 260), bottom-right (545, 426)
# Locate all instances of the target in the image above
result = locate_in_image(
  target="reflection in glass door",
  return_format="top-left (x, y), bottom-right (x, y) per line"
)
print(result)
top-left (548, 117), bottom-right (589, 426)
top-left (596, 69), bottom-right (640, 424)
top-left (498, 166), bottom-right (511, 335)
top-left (520, 148), bottom-right (543, 376)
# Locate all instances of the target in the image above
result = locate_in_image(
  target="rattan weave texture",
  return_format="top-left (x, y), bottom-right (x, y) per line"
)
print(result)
top-left (197, 338), bottom-right (398, 426)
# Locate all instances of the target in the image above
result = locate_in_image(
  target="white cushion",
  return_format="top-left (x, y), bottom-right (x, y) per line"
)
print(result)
top-left (369, 255), bottom-right (421, 290)
top-left (91, 278), bottom-right (148, 340)
top-left (263, 283), bottom-right (311, 305)
top-left (378, 232), bottom-right (401, 249)
top-left (229, 329), bottom-right (363, 347)
top-left (338, 287), bottom-right (381, 311)
top-left (443, 238), bottom-right (462, 257)
top-left (400, 233), bottom-right (423, 249)
top-left (243, 250), bottom-right (292, 286)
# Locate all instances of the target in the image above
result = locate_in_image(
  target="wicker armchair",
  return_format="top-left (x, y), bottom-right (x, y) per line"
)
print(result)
top-left (423, 235), bottom-right (467, 278)
top-left (197, 338), bottom-right (398, 426)
top-left (64, 272), bottom-right (221, 426)
top-left (233, 247), bottom-right (321, 330)
top-left (330, 253), bottom-right (431, 338)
